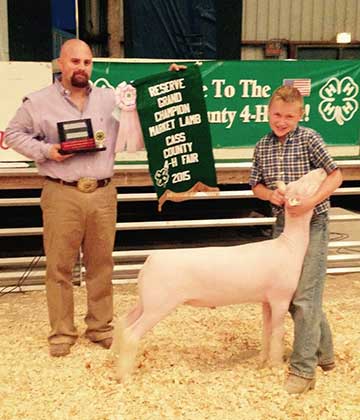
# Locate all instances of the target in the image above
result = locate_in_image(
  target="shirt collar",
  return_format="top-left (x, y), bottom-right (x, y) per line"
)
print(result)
top-left (54, 76), bottom-right (92, 97)
top-left (270, 126), bottom-right (299, 144)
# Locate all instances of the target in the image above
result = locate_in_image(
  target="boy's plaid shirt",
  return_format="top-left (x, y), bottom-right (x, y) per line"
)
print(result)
top-left (249, 126), bottom-right (338, 216)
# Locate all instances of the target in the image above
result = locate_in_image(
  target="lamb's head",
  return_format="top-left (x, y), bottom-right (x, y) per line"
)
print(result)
top-left (277, 169), bottom-right (327, 206)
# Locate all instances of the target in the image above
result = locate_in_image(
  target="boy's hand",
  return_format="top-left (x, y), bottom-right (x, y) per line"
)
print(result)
top-left (168, 63), bottom-right (187, 72)
top-left (269, 188), bottom-right (286, 206)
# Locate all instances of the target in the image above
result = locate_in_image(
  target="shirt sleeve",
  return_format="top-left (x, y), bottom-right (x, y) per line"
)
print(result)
top-left (4, 99), bottom-right (52, 163)
top-left (308, 132), bottom-right (338, 174)
top-left (248, 141), bottom-right (263, 187)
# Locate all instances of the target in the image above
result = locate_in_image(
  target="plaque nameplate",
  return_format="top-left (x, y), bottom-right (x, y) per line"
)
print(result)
top-left (57, 118), bottom-right (106, 154)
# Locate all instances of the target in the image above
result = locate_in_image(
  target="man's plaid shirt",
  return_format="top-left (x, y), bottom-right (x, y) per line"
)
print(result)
top-left (249, 126), bottom-right (338, 216)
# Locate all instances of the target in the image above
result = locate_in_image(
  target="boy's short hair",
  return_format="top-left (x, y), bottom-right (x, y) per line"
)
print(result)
top-left (269, 85), bottom-right (304, 109)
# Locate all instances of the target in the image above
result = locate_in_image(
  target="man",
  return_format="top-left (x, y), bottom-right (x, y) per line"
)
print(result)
top-left (5, 39), bottom-right (118, 357)
top-left (249, 86), bottom-right (342, 394)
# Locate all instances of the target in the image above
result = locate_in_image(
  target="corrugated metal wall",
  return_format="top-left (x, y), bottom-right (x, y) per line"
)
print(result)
top-left (0, 0), bottom-right (9, 60)
top-left (242, 0), bottom-right (360, 59)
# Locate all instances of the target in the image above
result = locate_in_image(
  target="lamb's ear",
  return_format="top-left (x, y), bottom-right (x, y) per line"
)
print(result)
top-left (276, 181), bottom-right (286, 193)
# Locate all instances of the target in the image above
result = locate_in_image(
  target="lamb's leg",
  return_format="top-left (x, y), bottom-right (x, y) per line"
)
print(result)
top-left (111, 302), bottom-right (143, 356)
top-left (114, 295), bottom-right (181, 382)
top-left (125, 303), bottom-right (144, 326)
top-left (259, 302), bottom-right (272, 366)
top-left (113, 322), bottom-right (139, 382)
top-left (268, 301), bottom-right (288, 366)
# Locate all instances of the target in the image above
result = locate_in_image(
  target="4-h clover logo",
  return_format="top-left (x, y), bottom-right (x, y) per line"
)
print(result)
top-left (318, 77), bottom-right (359, 126)
top-left (92, 78), bottom-right (115, 89)
top-left (154, 162), bottom-right (169, 188)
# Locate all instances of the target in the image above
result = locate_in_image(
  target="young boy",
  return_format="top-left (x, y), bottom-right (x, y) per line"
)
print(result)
top-left (249, 86), bottom-right (343, 394)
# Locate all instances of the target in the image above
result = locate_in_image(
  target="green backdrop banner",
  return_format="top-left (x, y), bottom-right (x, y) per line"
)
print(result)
top-left (93, 60), bottom-right (360, 149)
top-left (133, 65), bottom-right (218, 210)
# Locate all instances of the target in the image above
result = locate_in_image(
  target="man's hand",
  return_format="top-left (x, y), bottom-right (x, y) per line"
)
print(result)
top-left (49, 144), bottom-right (74, 161)
top-left (168, 63), bottom-right (187, 72)
top-left (269, 188), bottom-right (286, 206)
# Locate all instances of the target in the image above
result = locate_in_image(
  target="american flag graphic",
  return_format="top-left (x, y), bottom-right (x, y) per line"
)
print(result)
top-left (283, 78), bottom-right (312, 96)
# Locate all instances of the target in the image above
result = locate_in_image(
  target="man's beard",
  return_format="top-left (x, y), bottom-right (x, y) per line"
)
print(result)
top-left (71, 71), bottom-right (89, 88)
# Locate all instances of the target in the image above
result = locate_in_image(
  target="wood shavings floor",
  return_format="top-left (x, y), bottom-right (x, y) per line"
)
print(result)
top-left (0, 274), bottom-right (359, 420)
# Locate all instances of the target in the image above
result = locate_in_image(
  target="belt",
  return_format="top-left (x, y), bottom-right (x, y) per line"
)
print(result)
top-left (46, 176), bottom-right (111, 193)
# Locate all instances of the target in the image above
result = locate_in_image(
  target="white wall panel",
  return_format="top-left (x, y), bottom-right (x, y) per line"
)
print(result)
top-left (300, 0), bottom-right (313, 39)
top-left (278, 0), bottom-right (291, 38)
top-left (345, 1), bottom-right (358, 36)
top-left (242, 0), bottom-right (360, 59)
top-left (322, 0), bottom-right (336, 40)
top-left (0, 0), bottom-right (9, 61)
top-left (242, 0), bottom-right (257, 39)
top-left (356, 1), bottom-right (360, 39)
top-left (267, 0), bottom-right (281, 38)
top-left (312, 0), bottom-right (324, 40)
top-left (256, 1), bottom-right (270, 40)
top-left (289, 0), bottom-right (302, 39)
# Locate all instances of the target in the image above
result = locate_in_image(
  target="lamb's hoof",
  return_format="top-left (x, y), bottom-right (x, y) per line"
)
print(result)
top-left (112, 328), bottom-right (138, 383)
top-left (114, 374), bottom-right (124, 384)
top-left (257, 352), bottom-right (268, 369)
top-left (258, 360), bottom-right (270, 370)
top-left (114, 354), bottom-right (135, 383)
top-left (114, 368), bottom-right (132, 384)
top-left (106, 350), bottom-right (117, 365)
top-left (269, 351), bottom-right (286, 367)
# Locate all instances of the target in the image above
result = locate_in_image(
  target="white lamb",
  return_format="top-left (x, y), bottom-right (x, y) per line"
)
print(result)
top-left (111, 168), bottom-right (327, 381)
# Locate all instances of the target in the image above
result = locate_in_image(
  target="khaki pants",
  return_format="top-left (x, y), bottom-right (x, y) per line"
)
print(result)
top-left (40, 179), bottom-right (117, 344)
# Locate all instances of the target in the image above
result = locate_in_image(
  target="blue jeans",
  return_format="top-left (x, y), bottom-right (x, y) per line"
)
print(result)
top-left (273, 212), bottom-right (334, 379)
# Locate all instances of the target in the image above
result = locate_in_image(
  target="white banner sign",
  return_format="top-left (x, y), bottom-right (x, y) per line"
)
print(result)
top-left (0, 61), bottom-right (52, 162)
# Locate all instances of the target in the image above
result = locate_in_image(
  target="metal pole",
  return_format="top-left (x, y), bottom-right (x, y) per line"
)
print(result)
top-left (75, 0), bottom-right (79, 39)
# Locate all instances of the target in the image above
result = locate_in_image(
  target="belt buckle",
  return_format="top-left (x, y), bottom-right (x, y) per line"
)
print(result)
top-left (77, 177), bottom-right (98, 193)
